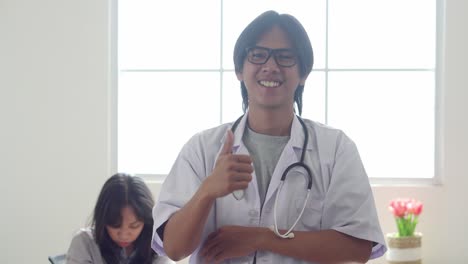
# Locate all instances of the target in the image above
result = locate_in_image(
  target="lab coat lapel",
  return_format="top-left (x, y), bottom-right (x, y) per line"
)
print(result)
top-left (263, 116), bottom-right (304, 205)
top-left (264, 144), bottom-right (298, 204)
top-left (227, 114), bottom-right (260, 203)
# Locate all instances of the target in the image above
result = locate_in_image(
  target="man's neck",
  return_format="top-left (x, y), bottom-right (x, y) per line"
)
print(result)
top-left (247, 108), bottom-right (295, 136)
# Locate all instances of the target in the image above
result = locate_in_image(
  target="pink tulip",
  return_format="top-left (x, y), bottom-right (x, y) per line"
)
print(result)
top-left (389, 198), bottom-right (423, 237)
top-left (389, 199), bottom-right (407, 217)
top-left (407, 200), bottom-right (423, 216)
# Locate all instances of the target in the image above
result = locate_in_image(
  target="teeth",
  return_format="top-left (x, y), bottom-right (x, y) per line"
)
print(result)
top-left (259, 81), bottom-right (280, 87)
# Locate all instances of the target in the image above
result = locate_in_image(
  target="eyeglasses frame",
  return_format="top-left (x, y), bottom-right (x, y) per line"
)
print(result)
top-left (245, 46), bottom-right (298, 68)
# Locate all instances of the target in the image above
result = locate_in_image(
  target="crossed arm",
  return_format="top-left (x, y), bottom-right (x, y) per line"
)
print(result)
top-left (162, 183), bottom-right (371, 263)
top-left (199, 225), bottom-right (372, 264)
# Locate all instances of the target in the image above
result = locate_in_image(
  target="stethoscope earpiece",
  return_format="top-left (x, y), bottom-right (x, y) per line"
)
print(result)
top-left (269, 225), bottom-right (295, 239)
top-left (232, 190), bottom-right (244, 200)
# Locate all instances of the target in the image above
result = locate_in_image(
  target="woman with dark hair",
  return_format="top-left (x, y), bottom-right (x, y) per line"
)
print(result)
top-left (66, 173), bottom-right (173, 264)
top-left (153, 10), bottom-right (386, 264)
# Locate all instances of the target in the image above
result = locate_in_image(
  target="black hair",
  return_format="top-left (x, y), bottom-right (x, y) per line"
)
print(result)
top-left (233, 10), bottom-right (314, 116)
top-left (92, 173), bottom-right (156, 264)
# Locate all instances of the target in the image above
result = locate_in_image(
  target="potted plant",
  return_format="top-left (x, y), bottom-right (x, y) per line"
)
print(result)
top-left (386, 198), bottom-right (423, 264)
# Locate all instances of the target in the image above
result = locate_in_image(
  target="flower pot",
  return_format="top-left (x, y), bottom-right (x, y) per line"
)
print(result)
top-left (386, 232), bottom-right (422, 264)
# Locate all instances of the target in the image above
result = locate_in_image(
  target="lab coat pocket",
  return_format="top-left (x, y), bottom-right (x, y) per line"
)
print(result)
top-left (295, 195), bottom-right (323, 230)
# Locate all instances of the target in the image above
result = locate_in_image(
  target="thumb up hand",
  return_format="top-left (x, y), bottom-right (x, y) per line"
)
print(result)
top-left (202, 130), bottom-right (253, 199)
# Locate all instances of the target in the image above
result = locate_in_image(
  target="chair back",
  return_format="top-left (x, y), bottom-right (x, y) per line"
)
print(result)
top-left (48, 254), bottom-right (66, 264)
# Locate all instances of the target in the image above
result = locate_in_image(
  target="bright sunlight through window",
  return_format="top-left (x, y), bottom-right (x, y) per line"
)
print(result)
top-left (117, 0), bottom-right (438, 181)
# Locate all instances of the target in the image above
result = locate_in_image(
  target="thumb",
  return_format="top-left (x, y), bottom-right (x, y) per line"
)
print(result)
top-left (220, 130), bottom-right (234, 155)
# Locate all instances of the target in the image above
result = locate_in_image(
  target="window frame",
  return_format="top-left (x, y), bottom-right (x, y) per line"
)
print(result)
top-left (110, 0), bottom-right (446, 186)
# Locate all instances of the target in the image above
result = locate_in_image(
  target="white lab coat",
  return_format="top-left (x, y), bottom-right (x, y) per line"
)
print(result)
top-left (152, 115), bottom-right (386, 264)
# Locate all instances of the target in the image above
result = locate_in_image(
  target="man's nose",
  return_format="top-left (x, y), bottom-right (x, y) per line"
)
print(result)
top-left (261, 54), bottom-right (280, 72)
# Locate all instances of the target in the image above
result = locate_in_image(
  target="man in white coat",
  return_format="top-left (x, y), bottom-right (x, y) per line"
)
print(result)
top-left (152, 10), bottom-right (386, 264)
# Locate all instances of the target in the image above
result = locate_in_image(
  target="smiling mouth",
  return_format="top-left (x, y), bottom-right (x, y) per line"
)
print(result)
top-left (259, 80), bottom-right (281, 88)
top-left (118, 242), bottom-right (131, 248)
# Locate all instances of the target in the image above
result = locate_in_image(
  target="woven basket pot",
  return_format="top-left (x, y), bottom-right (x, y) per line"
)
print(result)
top-left (386, 232), bottom-right (422, 264)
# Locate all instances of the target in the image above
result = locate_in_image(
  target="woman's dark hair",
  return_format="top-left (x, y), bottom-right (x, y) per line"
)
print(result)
top-left (233, 10), bottom-right (314, 116)
top-left (92, 173), bottom-right (156, 264)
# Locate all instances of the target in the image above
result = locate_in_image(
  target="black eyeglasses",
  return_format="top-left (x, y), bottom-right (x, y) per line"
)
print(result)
top-left (246, 46), bottom-right (297, 67)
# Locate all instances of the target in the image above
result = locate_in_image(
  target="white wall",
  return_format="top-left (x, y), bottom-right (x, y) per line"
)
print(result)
top-left (1, 0), bottom-right (467, 263)
top-left (0, 0), bottom-right (111, 262)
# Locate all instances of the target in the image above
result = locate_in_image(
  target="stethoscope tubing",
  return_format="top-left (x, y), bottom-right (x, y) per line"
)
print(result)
top-left (272, 182), bottom-right (311, 239)
top-left (229, 114), bottom-right (313, 239)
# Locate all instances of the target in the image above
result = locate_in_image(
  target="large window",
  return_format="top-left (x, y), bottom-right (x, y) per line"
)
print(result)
top-left (117, 0), bottom-right (440, 182)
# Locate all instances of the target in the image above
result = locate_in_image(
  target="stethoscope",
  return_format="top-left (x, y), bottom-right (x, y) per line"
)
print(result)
top-left (230, 115), bottom-right (313, 239)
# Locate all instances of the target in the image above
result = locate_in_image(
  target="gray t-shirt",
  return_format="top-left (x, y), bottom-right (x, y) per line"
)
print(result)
top-left (243, 126), bottom-right (290, 206)
top-left (66, 228), bottom-right (174, 264)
